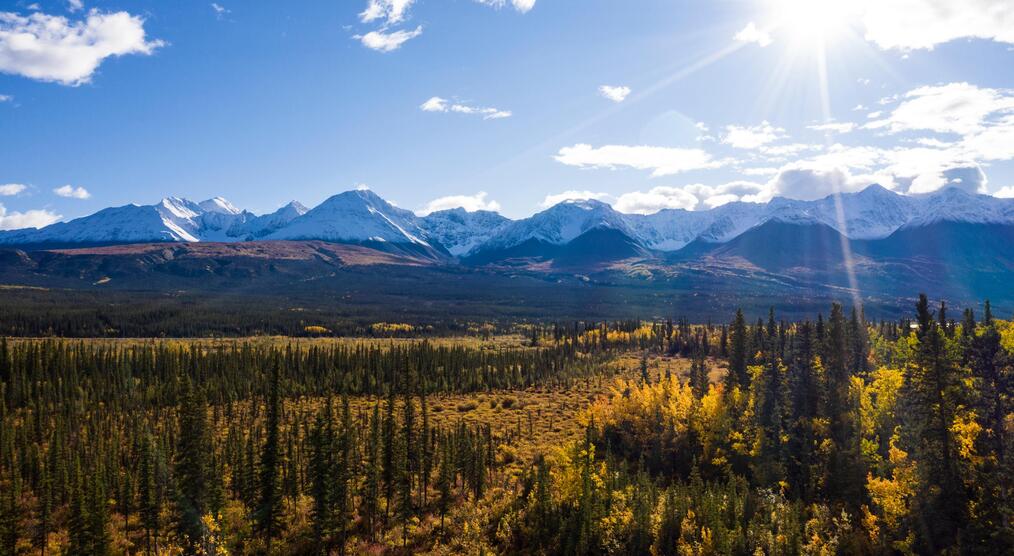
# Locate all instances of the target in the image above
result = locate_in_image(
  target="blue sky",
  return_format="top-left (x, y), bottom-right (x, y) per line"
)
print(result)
top-left (2, 0), bottom-right (1013, 227)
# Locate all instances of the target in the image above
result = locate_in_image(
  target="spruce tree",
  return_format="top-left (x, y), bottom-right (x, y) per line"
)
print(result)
top-left (173, 380), bottom-right (209, 555)
top-left (901, 294), bottom-right (968, 552)
top-left (822, 302), bottom-right (864, 508)
top-left (139, 433), bottom-right (159, 555)
top-left (256, 361), bottom-right (283, 548)
top-left (308, 411), bottom-right (333, 551)
top-left (361, 404), bottom-right (382, 539)
top-left (965, 304), bottom-right (1014, 552)
top-left (727, 309), bottom-right (748, 390)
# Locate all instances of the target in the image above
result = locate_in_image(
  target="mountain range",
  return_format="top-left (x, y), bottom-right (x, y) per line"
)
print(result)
top-left (1, 185), bottom-right (1012, 315)
top-left (3, 185), bottom-right (1012, 256)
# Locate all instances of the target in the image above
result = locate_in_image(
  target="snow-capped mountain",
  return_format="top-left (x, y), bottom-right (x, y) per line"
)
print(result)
top-left (479, 199), bottom-right (635, 251)
top-left (2, 185), bottom-right (1012, 260)
top-left (902, 186), bottom-right (1014, 229)
top-left (226, 201), bottom-right (308, 240)
top-left (198, 197), bottom-right (242, 215)
top-left (0, 196), bottom-right (253, 245)
top-left (418, 208), bottom-right (509, 256)
top-left (264, 189), bottom-right (433, 247)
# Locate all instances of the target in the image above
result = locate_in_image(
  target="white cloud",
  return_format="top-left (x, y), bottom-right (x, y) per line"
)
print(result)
top-left (959, 113), bottom-right (1014, 161)
top-left (360, 0), bottom-right (415, 25)
top-left (420, 96), bottom-right (447, 112)
top-left (598, 85), bottom-right (631, 103)
top-left (767, 165), bottom-right (864, 201)
top-left (741, 167), bottom-right (779, 176)
top-left (760, 142), bottom-right (820, 157)
top-left (0, 183), bottom-right (27, 196)
top-left (0, 94), bottom-right (10, 102)
top-left (722, 121), bottom-right (786, 149)
top-left (0, 10), bottom-right (164, 86)
top-left (808, 121), bottom-right (857, 134)
top-left (540, 190), bottom-right (611, 208)
top-left (53, 184), bottom-right (90, 199)
top-left (861, 0), bottom-right (1014, 50)
top-left (474, 0), bottom-right (537, 14)
top-left (0, 204), bottom-right (60, 230)
top-left (688, 181), bottom-right (772, 207)
top-left (67, 0), bottom-right (84, 13)
top-left (993, 186), bottom-right (1014, 198)
top-left (607, 181), bottom-right (771, 214)
top-left (420, 96), bottom-right (511, 119)
top-left (357, 26), bottom-right (422, 52)
top-left (734, 21), bottom-right (772, 47)
top-left (554, 144), bottom-right (722, 177)
top-left (211, 3), bottom-right (230, 18)
top-left (418, 191), bottom-right (501, 215)
top-left (613, 186), bottom-right (699, 214)
top-left (867, 82), bottom-right (1014, 135)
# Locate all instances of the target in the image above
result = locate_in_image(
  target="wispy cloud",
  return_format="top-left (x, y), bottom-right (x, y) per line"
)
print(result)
top-left (360, 0), bottom-right (416, 25)
top-left (0, 183), bottom-right (27, 196)
top-left (474, 0), bottom-right (537, 14)
top-left (420, 96), bottom-right (511, 119)
top-left (418, 191), bottom-right (501, 215)
top-left (356, 26), bottom-right (422, 52)
top-left (211, 3), bottom-right (230, 18)
top-left (540, 190), bottom-right (611, 208)
top-left (54, 184), bottom-right (90, 199)
top-left (722, 121), bottom-right (786, 149)
top-left (866, 82), bottom-right (1014, 135)
top-left (734, 22), bottom-right (771, 47)
top-left (355, 0), bottom-right (534, 53)
top-left (554, 144), bottom-right (722, 177)
top-left (0, 94), bottom-right (11, 102)
top-left (67, 0), bottom-right (84, 13)
top-left (598, 85), bottom-right (631, 103)
top-left (0, 10), bottom-right (164, 86)
top-left (808, 121), bottom-right (857, 134)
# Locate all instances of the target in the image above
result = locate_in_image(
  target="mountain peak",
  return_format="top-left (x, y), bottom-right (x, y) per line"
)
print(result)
top-left (285, 200), bottom-right (309, 214)
top-left (854, 183), bottom-right (896, 198)
top-left (199, 197), bottom-right (242, 215)
top-left (557, 198), bottom-right (612, 211)
top-left (158, 197), bottom-right (202, 219)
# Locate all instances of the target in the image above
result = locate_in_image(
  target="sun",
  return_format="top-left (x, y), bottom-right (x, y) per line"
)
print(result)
top-left (769, 0), bottom-right (859, 47)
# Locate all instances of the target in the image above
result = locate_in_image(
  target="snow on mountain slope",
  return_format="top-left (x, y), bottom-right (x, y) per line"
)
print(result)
top-left (625, 185), bottom-right (984, 249)
top-left (903, 187), bottom-right (1014, 228)
top-left (0, 203), bottom-right (199, 244)
top-left (763, 184), bottom-right (919, 239)
top-left (4, 185), bottom-right (1013, 254)
top-left (227, 201), bottom-right (308, 239)
top-left (625, 209), bottom-right (716, 251)
top-left (419, 208), bottom-right (509, 256)
top-left (0, 196), bottom-right (250, 245)
top-left (198, 197), bottom-right (242, 215)
top-left (265, 189), bottom-right (433, 247)
top-left (479, 199), bottom-right (635, 252)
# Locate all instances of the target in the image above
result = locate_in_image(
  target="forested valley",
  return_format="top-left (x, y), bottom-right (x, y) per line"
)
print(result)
top-left (0, 296), bottom-right (1011, 554)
